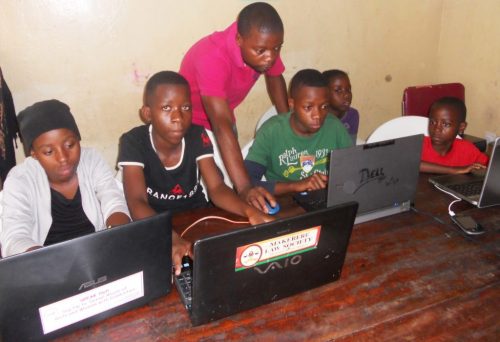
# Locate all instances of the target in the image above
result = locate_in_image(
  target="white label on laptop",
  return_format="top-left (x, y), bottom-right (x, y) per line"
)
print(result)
top-left (235, 226), bottom-right (321, 271)
top-left (39, 271), bottom-right (144, 334)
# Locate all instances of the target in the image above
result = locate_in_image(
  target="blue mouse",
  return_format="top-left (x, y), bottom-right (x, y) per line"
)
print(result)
top-left (265, 201), bottom-right (280, 215)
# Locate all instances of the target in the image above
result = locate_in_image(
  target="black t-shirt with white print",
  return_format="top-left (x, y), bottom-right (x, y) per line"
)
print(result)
top-left (118, 124), bottom-right (213, 213)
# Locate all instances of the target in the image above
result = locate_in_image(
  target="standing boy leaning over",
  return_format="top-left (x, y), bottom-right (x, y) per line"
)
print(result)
top-left (420, 96), bottom-right (488, 174)
top-left (244, 69), bottom-right (352, 195)
top-left (179, 2), bottom-right (288, 210)
top-left (117, 71), bottom-right (273, 274)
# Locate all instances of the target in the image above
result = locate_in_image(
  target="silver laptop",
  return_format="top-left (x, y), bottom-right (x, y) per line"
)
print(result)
top-left (294, 134), bottom-right (423, 223)
top-left (429, 137), bottom-right (500, 208)
top-left (0, 212), bottom-right (172, 341)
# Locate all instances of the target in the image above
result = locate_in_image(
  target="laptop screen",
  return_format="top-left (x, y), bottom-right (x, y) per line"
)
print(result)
top-left (187, 202), bottom-right (358, 326)
top-left (0, 212), bottom-right (172, 341)
top-left (479, 137), bottom-right (500, 207)
top-left (327, 134), bottom-right (423, 214)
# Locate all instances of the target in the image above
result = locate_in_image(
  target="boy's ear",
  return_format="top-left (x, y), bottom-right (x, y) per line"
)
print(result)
top-left (140, 105), bottom-right (151, 124)
top-left (30, 150), bottom-right (36, 159)
top-left (236, 32), bottom-right (243, 47)
top-left (458, 121), bottom-right (467, 135)
top-left (288, 98), bottom-right (294, 111)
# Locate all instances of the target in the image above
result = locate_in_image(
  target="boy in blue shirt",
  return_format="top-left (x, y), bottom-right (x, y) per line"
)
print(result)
top-left (245, 69), bottom-right (352, 195)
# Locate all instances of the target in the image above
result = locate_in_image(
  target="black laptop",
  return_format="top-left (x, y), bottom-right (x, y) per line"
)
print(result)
top-left (0, 212), bottom-right (172, 341)
top-left (175, 201), bottom-right (358, 326)
top-left (429, 137), bottom-right (500, 208)
top-left (294, 134), bottom-right (423, 223)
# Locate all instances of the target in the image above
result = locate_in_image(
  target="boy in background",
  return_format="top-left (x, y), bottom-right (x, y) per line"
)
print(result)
top-left (118, 71), bottom-right (273, 273)
top-left (420, 96), bottom-right (488, 174)
top-left (323, 69), bottom-right (359, 144)
top-left (179, 2), bottom-right (288, 207)
top-left (244, 69), bottom-right (352, 195)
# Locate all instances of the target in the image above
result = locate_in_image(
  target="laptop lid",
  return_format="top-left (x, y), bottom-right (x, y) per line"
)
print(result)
top-left (429, 137), bottom-right (500, 208)
top-left (188, 201), bottom-right (358, 326)
top-left (327, 134), bottom-right (423, 223)
top-left (0, 212), bottom-right (172, 341)
top-left (478, 137), bottom-right (500, 207)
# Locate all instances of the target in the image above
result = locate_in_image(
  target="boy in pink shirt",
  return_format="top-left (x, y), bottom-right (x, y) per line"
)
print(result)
top-left (179, 2), bottom-right (287, 211)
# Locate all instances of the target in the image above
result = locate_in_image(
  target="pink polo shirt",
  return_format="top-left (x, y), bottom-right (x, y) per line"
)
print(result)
top-left (179, 22), bottom-right (285, 130)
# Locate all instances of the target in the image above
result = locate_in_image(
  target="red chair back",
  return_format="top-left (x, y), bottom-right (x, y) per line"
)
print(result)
top-left (402, 83), bottom-right (465, 117)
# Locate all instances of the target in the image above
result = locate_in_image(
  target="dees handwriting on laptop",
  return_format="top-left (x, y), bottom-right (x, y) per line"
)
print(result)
top-left (294, 134), bottom-right (423, 224)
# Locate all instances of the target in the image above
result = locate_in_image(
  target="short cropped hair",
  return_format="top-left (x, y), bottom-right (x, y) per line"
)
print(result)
top-left (237, 2), bottom-right (283, 37)
top-left (289, 69), bottom-right (328, 99)
top-left (144, 71), bottom-right (189, 105)
top-left (430, 96), bottom-right (467, 122)
top-left (322, 69), bottom-right (349, 82)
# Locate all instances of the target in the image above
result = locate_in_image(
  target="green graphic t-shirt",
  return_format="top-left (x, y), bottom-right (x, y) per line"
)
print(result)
top-left (246, 112), bottom-right (352, 181)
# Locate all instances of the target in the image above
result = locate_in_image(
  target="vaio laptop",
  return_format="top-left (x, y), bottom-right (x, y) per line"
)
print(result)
top-left (294, 134), bottom-right (423, 224)
top-left (429, 137), bottom-right (500, 208)
top-left (175, 202), bottom-right (358, 326)
top-left (0, 212), bottom-right (172, 341)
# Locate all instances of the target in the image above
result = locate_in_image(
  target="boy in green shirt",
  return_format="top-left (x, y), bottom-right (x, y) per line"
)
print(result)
top-left (245, 69), bottom-right (352, 195)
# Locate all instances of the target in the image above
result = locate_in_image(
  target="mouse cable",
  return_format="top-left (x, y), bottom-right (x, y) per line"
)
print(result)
top-left (180, 216), bottom-right (249, 238)
top-left (432, 183), bottom-right (462, 217)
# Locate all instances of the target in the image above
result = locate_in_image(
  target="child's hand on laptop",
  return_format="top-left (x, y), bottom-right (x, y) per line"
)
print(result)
top-left (245, 206), bottom-right (275, 225)
top-left (25, 246), bottom-right (43, 252)
top-left (242, 185), bottom-right (277, 212)
top-left (172, 231), bottom-right (193, 276)
top-left (460, 163), bottom-right (487, 174)
top-left (295, 173), bottom-right (328, 192)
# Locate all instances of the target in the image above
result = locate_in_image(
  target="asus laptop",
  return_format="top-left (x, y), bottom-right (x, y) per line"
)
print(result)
top-left (294, 134), bottom-right (423, 224)
top-left (175, 201), bottom-right (358, 326)
top-left (429, 137), bottom-right (500, 208)
top-left (0, 212), bottom-right (172, 341)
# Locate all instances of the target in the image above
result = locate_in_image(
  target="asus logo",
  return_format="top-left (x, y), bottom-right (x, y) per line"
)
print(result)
top-left (253, 255), bottom-right (302, 274)
top-left (79, 276), bottom-right (107, 291)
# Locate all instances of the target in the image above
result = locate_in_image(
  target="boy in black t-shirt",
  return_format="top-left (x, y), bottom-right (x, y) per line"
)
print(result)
top-left (118, 71), bottom-right (273, 274)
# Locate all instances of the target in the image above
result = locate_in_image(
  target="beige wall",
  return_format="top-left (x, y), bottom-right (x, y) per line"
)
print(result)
top-left (437, 0), bottom-right (500, 141)
top-left (0, 0), bottom-right (498, 166)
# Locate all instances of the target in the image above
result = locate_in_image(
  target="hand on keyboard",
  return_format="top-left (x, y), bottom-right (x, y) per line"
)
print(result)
top-left (175, 255), bottom-right (194, 310)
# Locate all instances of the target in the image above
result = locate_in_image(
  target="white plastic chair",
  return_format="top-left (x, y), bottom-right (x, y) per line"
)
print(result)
top-left (241, 139), bottom-right (254, 159)
top-left (255, 106), bottom-right (278, 133)
top-left (366, 116), bottom-right (429, 143)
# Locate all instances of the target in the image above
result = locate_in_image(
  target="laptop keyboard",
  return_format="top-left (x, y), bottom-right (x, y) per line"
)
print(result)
top-left (294, 190), bottom-right (327, 211)
top-left (175, 270), bottom-right (193, 310)
top-left (448, 181), bottom-right (483, 197)
top-left (304, 198), bottom-right (327, 210)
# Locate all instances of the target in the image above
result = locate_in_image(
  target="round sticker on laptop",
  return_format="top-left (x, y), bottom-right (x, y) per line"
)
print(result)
top-left (239, 245), bottom-right (262, 267)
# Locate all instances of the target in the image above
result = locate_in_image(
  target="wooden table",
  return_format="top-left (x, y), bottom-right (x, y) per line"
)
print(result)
top-left (59, 174), bottom-right (500, 341)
